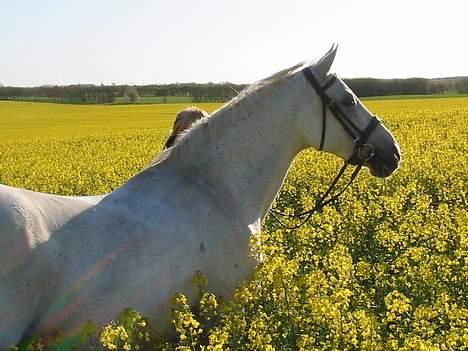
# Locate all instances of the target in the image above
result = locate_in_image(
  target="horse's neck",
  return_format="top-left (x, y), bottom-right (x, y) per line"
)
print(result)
top-left (166, 81), bottom-right (307, 230)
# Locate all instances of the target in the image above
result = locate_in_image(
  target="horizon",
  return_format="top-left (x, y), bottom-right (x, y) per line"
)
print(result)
top-left (1, 0), bottom-right (467, 87)
top-left (3, 75), bottom-right (468, 89)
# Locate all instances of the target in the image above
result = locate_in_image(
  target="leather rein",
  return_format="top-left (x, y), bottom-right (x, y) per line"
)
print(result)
top-left (269, 68), bottom-right (381, 230)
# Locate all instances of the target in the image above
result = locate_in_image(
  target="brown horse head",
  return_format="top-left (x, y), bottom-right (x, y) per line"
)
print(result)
top-left (164, 107), bottom-right (210, 149)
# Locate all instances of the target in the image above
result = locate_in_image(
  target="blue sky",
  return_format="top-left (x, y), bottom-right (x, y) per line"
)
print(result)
top-left (1, 0), bottom-right (466, 86)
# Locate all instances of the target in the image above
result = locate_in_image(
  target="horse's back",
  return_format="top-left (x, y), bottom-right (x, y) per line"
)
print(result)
top-left (0, 184), bottom-right (102, 277)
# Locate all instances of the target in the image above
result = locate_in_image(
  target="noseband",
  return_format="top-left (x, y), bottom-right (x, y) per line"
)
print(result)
top-left (269, 68), bottom-right (381, 229)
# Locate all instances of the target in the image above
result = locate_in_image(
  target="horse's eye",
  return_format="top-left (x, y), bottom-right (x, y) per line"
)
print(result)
top-left (342, 97), bottom-right (356, 107)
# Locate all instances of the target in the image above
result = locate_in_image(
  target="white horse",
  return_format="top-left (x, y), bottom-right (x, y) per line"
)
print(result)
top-left (0, 46), bottom-right (400, 348)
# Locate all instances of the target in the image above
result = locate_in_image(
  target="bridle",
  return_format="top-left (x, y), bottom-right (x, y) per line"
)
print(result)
top-left (269, 68), bottom-right (381, 229)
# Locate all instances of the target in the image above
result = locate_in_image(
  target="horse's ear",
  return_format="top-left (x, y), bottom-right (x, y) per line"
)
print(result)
top-left (314, 44), bottom-right (338, 78)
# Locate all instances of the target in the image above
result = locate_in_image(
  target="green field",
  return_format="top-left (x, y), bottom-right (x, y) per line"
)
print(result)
top-left (6, 93), bottom-right (467, 106)
top-left (361, 93), bottom-right (468, 101)
top-left (0, 98), bottom-right (466, 350)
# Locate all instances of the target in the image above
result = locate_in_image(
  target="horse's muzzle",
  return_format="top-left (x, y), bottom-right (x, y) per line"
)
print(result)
top-left (366, 143), bottom-right (401, 178)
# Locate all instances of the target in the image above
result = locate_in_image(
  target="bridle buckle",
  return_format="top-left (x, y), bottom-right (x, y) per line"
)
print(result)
top-left (357, 143), bottom-right (375, 162)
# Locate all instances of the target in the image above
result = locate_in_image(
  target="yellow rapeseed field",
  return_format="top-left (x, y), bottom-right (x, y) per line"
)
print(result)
top-left (0, 101), bottom-right (218, 195)
top-left (0, 98), bottom-right (466, 350)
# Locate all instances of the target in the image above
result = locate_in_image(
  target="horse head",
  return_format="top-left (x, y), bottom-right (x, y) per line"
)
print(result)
top-left (300, 45), bottom-right (400, 178)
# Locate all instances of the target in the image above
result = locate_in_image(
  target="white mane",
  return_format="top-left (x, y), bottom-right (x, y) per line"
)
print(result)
top-left (149, 61), bottom-right (307, 168)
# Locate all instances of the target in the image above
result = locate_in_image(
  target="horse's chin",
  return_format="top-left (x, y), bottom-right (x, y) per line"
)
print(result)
top-left (368, 163), bottom-right (392, 178)
top-left (366, 154), bottom-right (400, 178)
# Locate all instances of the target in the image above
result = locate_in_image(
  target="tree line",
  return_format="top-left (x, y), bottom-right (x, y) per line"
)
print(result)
top-left (344, 77), bottom-right (468, 96)
top-left (0, 82), bottom-right (248, 104)
top-left (0, 77), bottom-right (467, 104)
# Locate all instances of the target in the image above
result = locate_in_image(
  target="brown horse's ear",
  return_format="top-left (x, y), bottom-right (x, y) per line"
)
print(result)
top-left (314, 44), bottom-right (338, 79)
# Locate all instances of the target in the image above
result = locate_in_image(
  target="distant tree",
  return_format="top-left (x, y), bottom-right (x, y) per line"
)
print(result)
top-left (104, 92), bottom-right (116, 104)
top-left (429, 82), bottom-right (446, 94)
top-left (456, 78), bottom-right (468, 93)
top-left (124, 86), bottom-right (140, 104)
